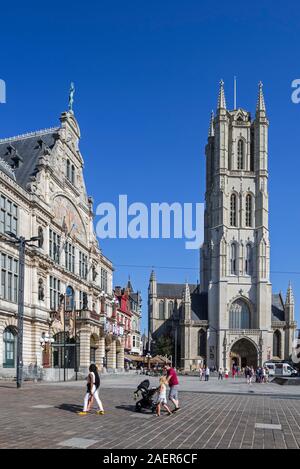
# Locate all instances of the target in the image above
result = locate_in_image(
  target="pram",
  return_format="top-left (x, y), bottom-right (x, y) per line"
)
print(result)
top-left (134, 379), bottom-right (158, 413)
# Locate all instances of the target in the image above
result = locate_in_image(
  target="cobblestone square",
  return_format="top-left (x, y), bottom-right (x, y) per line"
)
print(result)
top-left (1, 377), bottom-right (300, 449)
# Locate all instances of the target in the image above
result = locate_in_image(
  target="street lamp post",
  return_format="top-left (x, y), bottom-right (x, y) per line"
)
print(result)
top-left (2, 232), bottom-right (41, 388)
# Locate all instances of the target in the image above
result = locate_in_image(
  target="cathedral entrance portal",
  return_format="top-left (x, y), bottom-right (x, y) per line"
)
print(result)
top-left (230, 338), bottom-right (258, 369)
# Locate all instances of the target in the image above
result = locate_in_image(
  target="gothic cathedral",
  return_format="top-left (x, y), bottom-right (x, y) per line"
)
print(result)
top-left (149, 81), bottom-right (296, 371)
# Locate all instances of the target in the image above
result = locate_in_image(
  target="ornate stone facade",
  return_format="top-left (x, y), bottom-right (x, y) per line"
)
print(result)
top-left (0, 110), bottom-right (124, 379)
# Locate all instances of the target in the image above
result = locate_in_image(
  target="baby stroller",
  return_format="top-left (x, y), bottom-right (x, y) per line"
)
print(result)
top-left (134, 379), bottom-right (158, 413)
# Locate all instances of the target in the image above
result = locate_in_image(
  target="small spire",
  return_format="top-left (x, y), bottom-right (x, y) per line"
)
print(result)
top-left (286, 282), bottom-right (295, 305)
top-left (217, 79), bottom-right (226, 110)
top-left (150, 270), bottom-right (156, 281)
top-left (182, 283), bottom-right (191, 304)
top-left (256, 81), bottom-right (266, 113)
top-left (208, 110), bottom-right (215, 137)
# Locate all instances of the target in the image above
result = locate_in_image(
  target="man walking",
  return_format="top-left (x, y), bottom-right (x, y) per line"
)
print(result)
top-left (205, 366), bottom-right (210, 382)
top-left (164, 365), bottom-right (180, 413)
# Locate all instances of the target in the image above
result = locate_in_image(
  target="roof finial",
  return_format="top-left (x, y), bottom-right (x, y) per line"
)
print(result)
top-left (208, 110), bottom-right (215, 137)
top-left (256, 81), bottom-right (266, 113)
top-left (217, 79), bottom-right (226, 110)
top-left (68, 82), bottom-right (75, 113)
top-left (286, 281), bottom-right (295, 305)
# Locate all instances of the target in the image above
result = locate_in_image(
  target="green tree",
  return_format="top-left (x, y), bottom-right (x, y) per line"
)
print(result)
top-left (154, 335), bottom-right (173, 357)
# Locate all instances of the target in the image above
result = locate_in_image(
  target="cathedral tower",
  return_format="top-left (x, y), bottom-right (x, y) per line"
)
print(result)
top-left (201, 81), bottom-right (273, 369)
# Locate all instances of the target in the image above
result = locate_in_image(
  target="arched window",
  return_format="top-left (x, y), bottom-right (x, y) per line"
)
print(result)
top-left (71, 165), bottom-right (75, 185)
top-left (230, 194), bottom-right (237, 227)
top-left (3, 327), bottom-right (16, 368)
top-left (273, 330), bottom-right (281, 358)
top-left (237, 140), bottom-right (244, 170)
top-left (198, 329), bottom-right (207, 357)
top-left (245, 244), bottom-right (252, 276)
top-left (159, 301), bottom-right (164, 320)
top-left (229, 300), bottom-right (250, 329)
top-left (66, 159), bottom-right (71, 180)
top-left (245, 194), bottom-right (252, 227)
top-left (168, 301), bottom-right (174, 318)
top-left (65, 286), bottom-right (75, 311)
top-left (230, 243), bottom-right (237, 275)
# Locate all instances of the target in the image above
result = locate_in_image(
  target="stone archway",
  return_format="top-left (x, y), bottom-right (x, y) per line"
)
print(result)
top-left (230, 338), bottom-right (258, 368)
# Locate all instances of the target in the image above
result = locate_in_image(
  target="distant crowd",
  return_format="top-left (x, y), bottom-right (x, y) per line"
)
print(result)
top-left (198, 364), bottom-right (270, 384)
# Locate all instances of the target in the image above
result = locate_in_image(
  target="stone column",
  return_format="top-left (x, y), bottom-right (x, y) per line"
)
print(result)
top-left (107, 339), bottom-right (116, 370)
top-left (79, 328), bottom-right (90, 371)
top-left (96, 336), bottom-right (105, 370)
top-left (116, 339), bottom-right (125, 370)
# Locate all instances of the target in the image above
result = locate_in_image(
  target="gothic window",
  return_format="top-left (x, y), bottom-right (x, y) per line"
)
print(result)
top-left (245, 244), bottom-right (252, 276)
top-left (230, 194), bottom-right (237, 227)
top-left (229, 300), bottom-right (250, 329)
top-left (159, 301), bottom-right (164, 320)
top-left (168, 301), bottom-right (174, 318)
top-left (66, 159), bottom-right (71, 180)
top-left (65, 242), bottom-right (75, 273)
top-left (198, 329), bottom-right (207, 357)
top-left (237, 140), bottom-right (244, 170)
top-left (230, 243), bottom-right (237, 275)
top-left (273, 330), bottom-right (281, 358)
top-left (245, 194), bottom-right (252, 227)
top-left (71, 165), bottom-right (75, 185)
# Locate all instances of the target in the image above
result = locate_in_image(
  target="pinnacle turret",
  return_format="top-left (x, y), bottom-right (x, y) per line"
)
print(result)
top-left (217, 79), bottom-right (226, 110)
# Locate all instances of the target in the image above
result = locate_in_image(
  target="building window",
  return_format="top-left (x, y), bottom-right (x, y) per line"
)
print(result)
top-left (65, 242), bottom-right (75, 273)
top-left (229, 300), bottom-right (250, 329)
top-left (49, 229), bottom-right (61, 263)
top-left (237, 140), bottom-right (244, 170)
top-left (71, 165), bottom-right (75, 185)
top-left (245, 194), bottom-right (252, 227)
top-left (230, 194), bottom-right (237, 227)
top-left (79, 252), bottom-right (88, 280)
top-left (1, 253), bottom-right (18, 303)
top-left (101, 268), bottom-right (108, 292)
top-left (230, 243), bottom-right (237, 275)
top-left (65, 285), bottom-right (75, 311)
top-left (79, 291), bottom-right (88, 310)
top-left (3, 327), bottom-right (16, 368)
top-left (168, 301), bottom-right (174, 318)
top-left (159, 301), bottom-right (164, 320)
top-left (0, 195), bottom-right (18, 236)
top-left (50, 276), bottom-right (61, 310)
top-left (198, 329), bottom-right (207, 357)
top-left (66, 159), bottom-right (71, 180)
top-left (273, 330), bottom-right (281, 358)
top-left (245, 244), bottom-right (252, 276)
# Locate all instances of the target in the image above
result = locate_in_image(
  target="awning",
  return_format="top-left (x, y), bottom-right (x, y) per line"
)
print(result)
top-left (125, 354), bottom-right (146, 363)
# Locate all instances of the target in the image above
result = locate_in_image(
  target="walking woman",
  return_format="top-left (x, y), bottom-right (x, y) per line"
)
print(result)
top-left (78, 364), bottom-right (104, 416)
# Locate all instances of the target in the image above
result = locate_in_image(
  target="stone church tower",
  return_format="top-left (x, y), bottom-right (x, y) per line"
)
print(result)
top-left (148, 80), bottom-right (296, 372)
top-left (201, 80), bottom-right (295, 369)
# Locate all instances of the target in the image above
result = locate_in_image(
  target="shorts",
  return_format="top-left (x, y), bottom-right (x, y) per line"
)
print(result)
top-left (169, 385), bottom-right (179, 400)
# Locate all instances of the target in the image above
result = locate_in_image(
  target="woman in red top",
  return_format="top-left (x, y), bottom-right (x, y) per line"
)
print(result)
top-left (164, 365), bottom-right (180, 412)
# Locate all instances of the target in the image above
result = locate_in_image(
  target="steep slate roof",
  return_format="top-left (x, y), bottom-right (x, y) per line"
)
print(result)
top-left (157, 283), bottom-right (198, 299)
top-left (157, 283), bottom-right (208, 321)
top-left (272, 293), bottom-right (285, 322)
top-left (0, 128), bottom-right (59, 190)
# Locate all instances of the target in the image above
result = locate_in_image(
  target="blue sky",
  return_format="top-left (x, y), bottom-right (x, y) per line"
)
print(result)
top-left (0, 1), bottom-right (300, 332)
